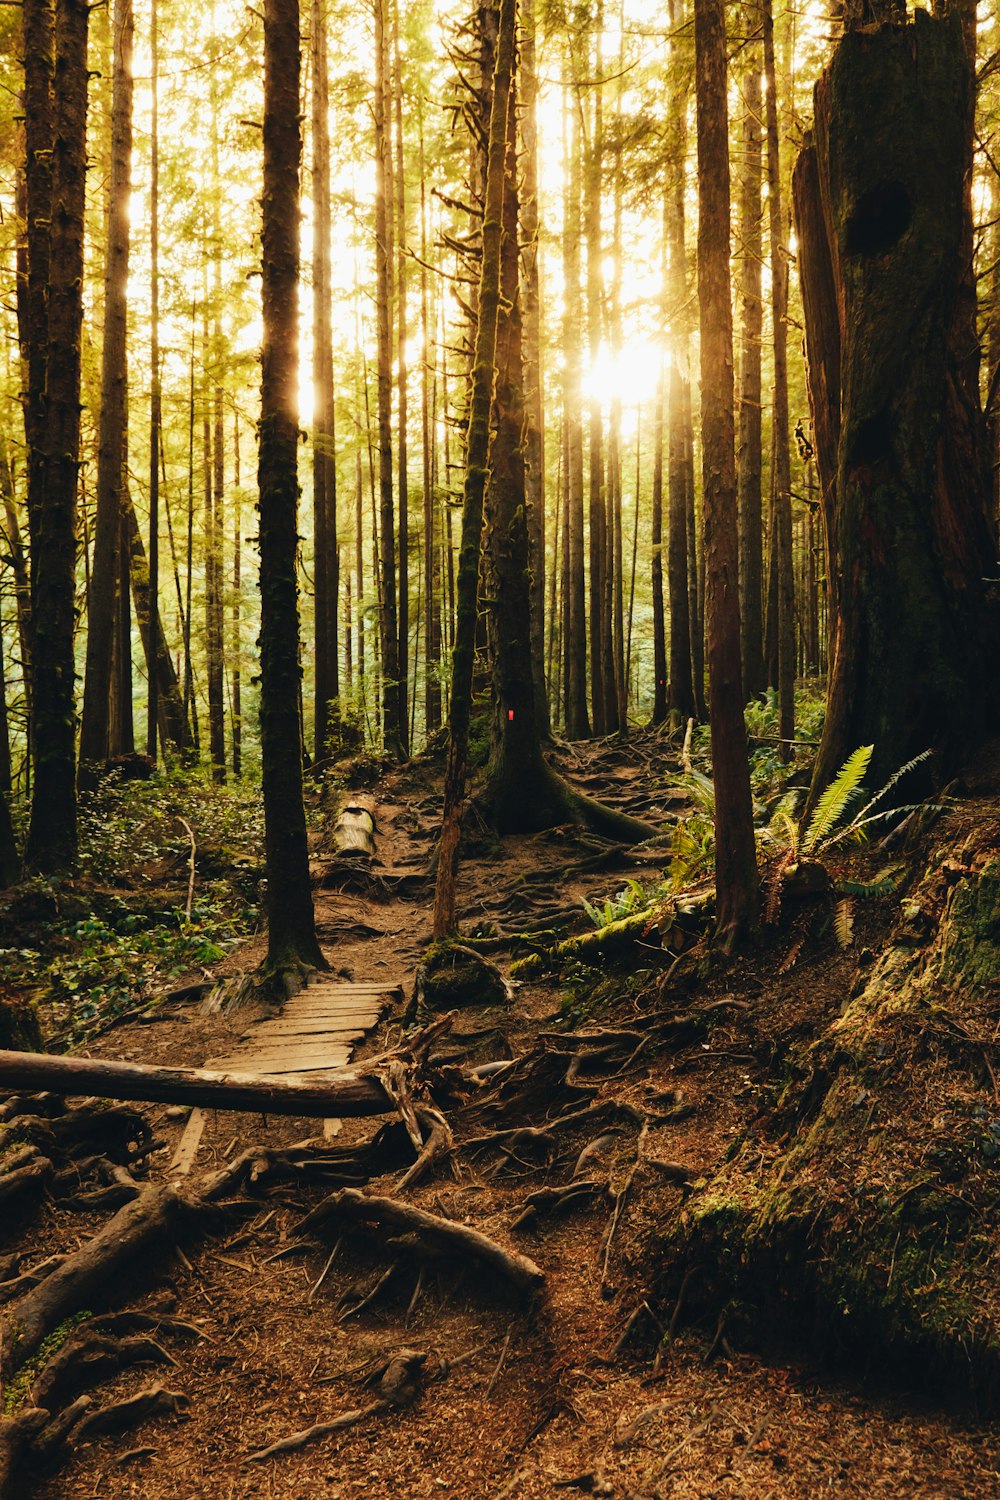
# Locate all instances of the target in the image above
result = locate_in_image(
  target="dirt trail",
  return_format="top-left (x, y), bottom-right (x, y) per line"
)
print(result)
top-left (8, 742), bottom-right (1000, 1499)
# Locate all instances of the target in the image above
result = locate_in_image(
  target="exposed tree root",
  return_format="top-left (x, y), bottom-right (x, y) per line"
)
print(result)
top-left (297, 1188), bottom-right (546, 1296)
top-left (247, 1348), bottom-right (430, 1462)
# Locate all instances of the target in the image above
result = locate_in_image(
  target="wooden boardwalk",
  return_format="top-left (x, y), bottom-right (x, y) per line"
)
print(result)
top-left (170, 978), bottom-right (401, 1174)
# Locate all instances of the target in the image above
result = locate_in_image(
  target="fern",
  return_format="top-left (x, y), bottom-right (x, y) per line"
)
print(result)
top-left (834, 877), bottom-right (898, 898)
top-left (803, 744), bottom-right (873, 854)
top-left (833, 898), bottom-right (855, 949)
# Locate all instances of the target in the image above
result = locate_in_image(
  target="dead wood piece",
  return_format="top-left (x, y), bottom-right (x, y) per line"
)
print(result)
top-left (0, 1049), bottom-right (395, 1119)
top-left (247, 1349), bottom-right (429, 1462)
top-left (73, 1384), bottom-right (189, 1441)
top-left (334, 795), bottom-right (377, 857)
top-left (0, 1407), bottom-right (49, 1499)
top-left (0, 1092), bottom-right (66, 1122)
top-left (0, 1154), bottom-right (52, 1210)
top-left (30, 1333), bottom-right (176, 1411)
top-left (248, 1402), bottom-right (389, 1460)
top-left (0, 1182), bottom-right (188, 1384)
top-left (511, 1180), bottom-right (605, 1232)
top-left (0, 1257), bottom-right (66, 1306)
top-left (337, 1263), bottom-right (401, 1321)
top-left (298, 1189), bottom-right (545, 1296)
top-left (29, 1396), bottom-right (93, 1466)
top-left (396, 1108), bottom-right (454, 1192)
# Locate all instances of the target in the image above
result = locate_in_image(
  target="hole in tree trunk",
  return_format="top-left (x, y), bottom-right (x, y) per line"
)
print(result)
top-left (845, 181), bottom-right (912, 257)
top-left (846, 407), bottom-right (894, 471)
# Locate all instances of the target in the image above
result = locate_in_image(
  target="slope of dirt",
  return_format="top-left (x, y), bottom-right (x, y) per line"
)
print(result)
top-left (2, 735), bottom-right (999, 1499)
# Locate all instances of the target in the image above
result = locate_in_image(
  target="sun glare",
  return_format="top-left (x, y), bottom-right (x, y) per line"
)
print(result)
top-left (581, 338), bottom-right (670, 411)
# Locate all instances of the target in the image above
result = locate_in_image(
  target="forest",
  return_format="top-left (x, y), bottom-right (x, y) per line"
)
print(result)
top-left (0, 0), bottom-right (997, 1492)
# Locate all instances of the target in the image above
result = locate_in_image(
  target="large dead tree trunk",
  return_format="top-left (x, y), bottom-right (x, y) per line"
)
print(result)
top-left (795, 10), bottom-right (998, 795)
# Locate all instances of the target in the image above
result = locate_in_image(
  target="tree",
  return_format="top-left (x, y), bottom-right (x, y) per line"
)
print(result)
top-left (374, 0), bottom-right (403, 757)
top-left (23, 0), bottom-right (90, 872)
top-left (79, 0), bottom-right (133, 783)
top-left (694, 0), bottom-right (759, 948)
top-left (312, 0), bottom-right (338, 762)
top-left (794, 5), bottom-right (998, 795)
top-left (257, 0), bottom-right (325, 984)
top-left (736, 4), bottom-right (764, 700)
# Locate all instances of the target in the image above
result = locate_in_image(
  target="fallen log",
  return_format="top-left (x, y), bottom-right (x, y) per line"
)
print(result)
top-left (0, 1050), bottom-right (395, 1119)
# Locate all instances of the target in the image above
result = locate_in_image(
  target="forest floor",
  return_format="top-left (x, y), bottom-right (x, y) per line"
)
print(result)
top-left (2, 729), bottom-right (1000, 1499)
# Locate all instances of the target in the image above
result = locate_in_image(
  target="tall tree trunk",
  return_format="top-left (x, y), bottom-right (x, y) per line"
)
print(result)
top-left (374, 0), bottom-right (402, 755)
top-left (258, 0), bottom-right (324, 980)
top-left (18, 0), bottom-right (53, 757)
top-left (583, 46), bottom-right (608, 737)
top-left (519, 0), bottom-right (548, 737)
top-left (763, 0), bottom-right (794, 752)
top-left (419, 104), bottom-right (441, 738)
top-left (207, 85), bottom-right (227, 784)
top-left (563, 89), bottom-right (590, 740)
top-left (125, 496), bottom-right (193, 756)
top-left (666, 10), bottom-right (695, 722)
top-left (312, 0), bottom-right (338, 761)
top-left (694, 0), bottom-right (759, 948)
top-left (737, 9), bottom-right (764, 700)
top-left (796, 9), bottom-right (998, 795)
top-left (25, 0), bottom-right (89, 872)
top-left (231, 413), bottom-right (242, 775)
top-left (432, 0), bottom-right (515, 940)
top-left (80, 0), bottom-right (132, 782)
top-left (651, 349), bottom-right (667, 724)
top-left (147, 0), bottom-right (160, 761)
top-left (183, 312), bottom-right (199, 752)
top-left (393, 0), bottom-right (409, 753)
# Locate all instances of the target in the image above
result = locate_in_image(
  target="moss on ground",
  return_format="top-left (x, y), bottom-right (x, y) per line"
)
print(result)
top-left (662, 844), bottom-right (1000, 1405)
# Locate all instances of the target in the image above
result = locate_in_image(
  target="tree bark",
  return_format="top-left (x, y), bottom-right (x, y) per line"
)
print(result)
top-left (432, 0), bottom-right (516, 940)
top-left (374, 0), bottom-right (402, 757)
top-left (312, 0), bottom-right (338, 762)
top-left (763, 0), bottom-right (794, 752)
top-left (519, 0), bottom-right (549, 738)
top-left (147, 0), bottom-right (160, 762)
top-left (694, 0), bottom-right (759, 948)
top-left (737, 12), bottom-right (764, 700)
top-left (796, 11), bottom-right (998, 795)
top-left (666, 8), bottom-right (695, 721)
top-left (562, 91), bottom-right (590, 740)
top-left (393, 0), bottom-right (409, 754)
top-left (79, 0), bottom-right (133, 783)
top-left (25, 0), bottom-right (89, 873)
top-left (258, 0), bottom-right (324, 982)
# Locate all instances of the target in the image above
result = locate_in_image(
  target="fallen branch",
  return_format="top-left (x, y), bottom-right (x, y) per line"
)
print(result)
top-left (298, 1188), bottom-right (545, 1296)
top-left (0, 1050), bottom-right (396, 1119)
top-left (247, 1348), bottom-right (428, 1463)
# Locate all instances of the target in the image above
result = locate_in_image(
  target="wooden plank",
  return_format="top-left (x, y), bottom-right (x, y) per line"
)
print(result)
top-left (243, 1026), bottom-right (367, 1044)
top-left (209, 1051), bottom-right (354, 1074)
top-left (303, 983), bottom-right (399, 995)
top-left (220, 1039), bottom-right (363, 1060)
top-left (170, 1107), bottom-right (207, 1176)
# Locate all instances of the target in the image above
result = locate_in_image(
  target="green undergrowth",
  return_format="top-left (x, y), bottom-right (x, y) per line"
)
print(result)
top-left (2, 1311), bottom-right (92, 1414)
top-left (659, 843), bottom-right (1000, 1407)
top-left (0, 771), bottom-right (263, 1046)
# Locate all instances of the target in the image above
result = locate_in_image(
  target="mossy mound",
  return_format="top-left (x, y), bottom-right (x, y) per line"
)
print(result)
top-left (412, 942), bottom-right (510, 1014)
top-left (662, 845), bottom-right (1000, 1405)
top-left (0, 994), bottom-right (43, 1052)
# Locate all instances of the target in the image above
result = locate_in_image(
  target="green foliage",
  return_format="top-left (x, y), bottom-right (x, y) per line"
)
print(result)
top-left (0, 773), bottom-right (260, 1045)
top-left (3, 1310), bottom-right (92, 1413)
top-left (581, 877), bottom-right (649, 929)
top-left (803, 744), bottom-right (873, 853)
